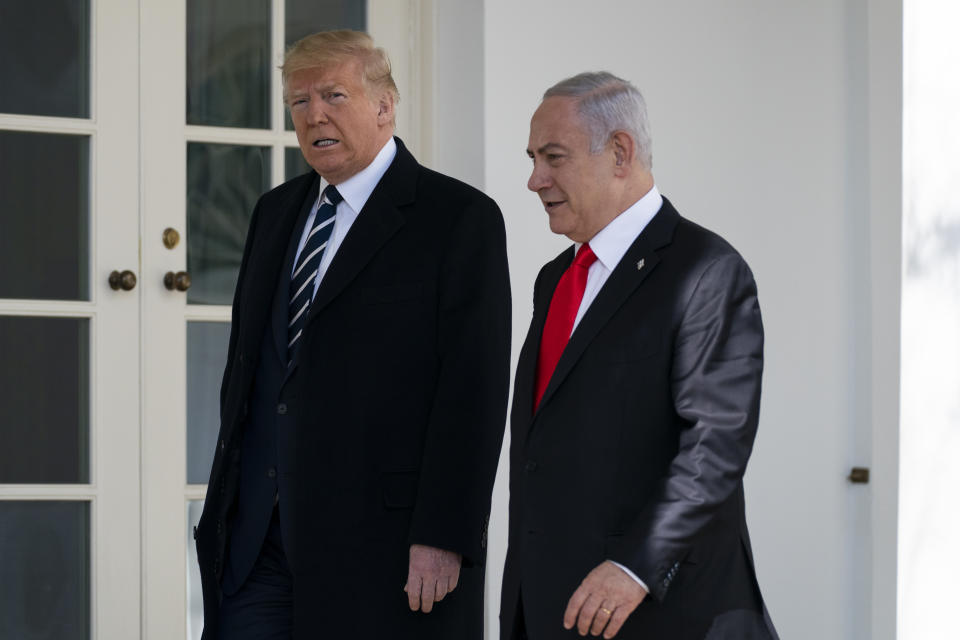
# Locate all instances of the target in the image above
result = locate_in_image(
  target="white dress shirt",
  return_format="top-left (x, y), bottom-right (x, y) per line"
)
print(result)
top-left (291, 137), bottom-right (398, 298)
top-left (572, 185), bottom-right (663, 332)
top-left (571, 185), bottom-right (663, 592)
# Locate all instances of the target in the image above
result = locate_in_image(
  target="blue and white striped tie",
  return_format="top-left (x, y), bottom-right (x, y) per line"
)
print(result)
top-left (287, 185), bottom-right (342, 366)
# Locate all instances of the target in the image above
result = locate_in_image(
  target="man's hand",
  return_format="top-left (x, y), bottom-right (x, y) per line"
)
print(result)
top-left (404, 544), bottom-right (462, 613)
top-left (563, 561), bottom-right (648, 638)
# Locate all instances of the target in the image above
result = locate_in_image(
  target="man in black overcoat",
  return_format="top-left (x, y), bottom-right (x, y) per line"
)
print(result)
top-left (195, 30), bottom-right (511, 639)
top-left (501, 71), bottom-right (778, 640)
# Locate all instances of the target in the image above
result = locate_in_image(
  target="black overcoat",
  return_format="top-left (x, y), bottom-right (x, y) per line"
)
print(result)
top-left (197, 138), bottom-right (511, 638)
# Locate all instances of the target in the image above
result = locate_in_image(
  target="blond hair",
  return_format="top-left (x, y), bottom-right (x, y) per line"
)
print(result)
top-left (281, 30), bottom-right (399, 108)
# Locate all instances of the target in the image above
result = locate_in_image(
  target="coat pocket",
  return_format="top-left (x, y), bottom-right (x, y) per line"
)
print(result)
top-left (362, 282), bottom-right (426, 305)
top-left (381, 469), bottom-right (420, 509)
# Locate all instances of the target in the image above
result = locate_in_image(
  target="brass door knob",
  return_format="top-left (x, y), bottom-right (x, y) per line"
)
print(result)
top-left (164, 271), bottom-right (192, 292)
top-left (109, 270), bottom-right (137, 291)
top-left (162, 227), bottom-right (181, 249)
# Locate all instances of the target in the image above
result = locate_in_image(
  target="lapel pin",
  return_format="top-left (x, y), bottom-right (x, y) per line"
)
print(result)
top-left (637, 258), bottom-right (645, 271)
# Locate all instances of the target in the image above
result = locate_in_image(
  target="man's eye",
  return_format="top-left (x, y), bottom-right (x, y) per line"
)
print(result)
top-left (547, 154), bottom-right (563, 162)
top-left (290, 98), bottom-right (307, 107)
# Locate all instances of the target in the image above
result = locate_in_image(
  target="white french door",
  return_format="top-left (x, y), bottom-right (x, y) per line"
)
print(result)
top-left (0, 1), bottom-right (420, 638)
top-left (0, 1), bottom-right (140, 637)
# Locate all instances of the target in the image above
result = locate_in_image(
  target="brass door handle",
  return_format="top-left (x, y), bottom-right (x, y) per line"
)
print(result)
top-left (164, 271), bottom-right (192, 292)
top-left (109, 270), bottom-right (137, 291)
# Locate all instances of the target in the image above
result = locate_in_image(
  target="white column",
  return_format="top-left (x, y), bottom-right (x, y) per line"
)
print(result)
top-left (900, 2), bottom-right (960, 639)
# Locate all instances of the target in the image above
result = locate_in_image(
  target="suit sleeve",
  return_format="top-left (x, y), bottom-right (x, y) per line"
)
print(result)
top-left (407, 196), bottom-right (512, 566)
top-left (609, 253), bottom-right (764, 601)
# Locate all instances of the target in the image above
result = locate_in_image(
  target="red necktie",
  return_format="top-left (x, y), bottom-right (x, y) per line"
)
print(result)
top-left (534, 243), bottom-right (598, 411)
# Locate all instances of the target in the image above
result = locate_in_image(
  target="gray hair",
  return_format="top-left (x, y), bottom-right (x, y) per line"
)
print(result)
top-left (544, 71), bottom-right (652, 169)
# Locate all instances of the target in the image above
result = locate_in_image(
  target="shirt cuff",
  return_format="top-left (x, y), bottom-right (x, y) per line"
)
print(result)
top-left (608, 560), bottom-right (649, 592)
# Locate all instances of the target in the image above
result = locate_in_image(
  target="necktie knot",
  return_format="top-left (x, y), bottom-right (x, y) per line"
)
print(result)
top-left (574, 243), bottom-right (597, 269)
top-left (322, 185), bottom-right (343, 206)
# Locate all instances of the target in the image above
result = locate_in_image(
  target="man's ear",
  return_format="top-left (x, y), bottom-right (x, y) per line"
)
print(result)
top-left (610, 131), bottom-right (635, 176)
top-left (377, 92), bottom-right (395, 126)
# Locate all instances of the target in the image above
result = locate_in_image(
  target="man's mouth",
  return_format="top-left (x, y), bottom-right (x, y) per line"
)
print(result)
top-left (313, 138), bottom-right (338, 148)
top-left (543, 200), bottom-right (565, 211)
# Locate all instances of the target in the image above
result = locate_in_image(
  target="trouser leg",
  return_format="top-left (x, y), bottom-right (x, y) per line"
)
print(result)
top-left (218, 509), bottom-right (292, 640)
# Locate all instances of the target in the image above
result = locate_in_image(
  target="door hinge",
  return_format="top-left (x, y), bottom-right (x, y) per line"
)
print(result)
top-left (847, 467), bottom-right (870, 484)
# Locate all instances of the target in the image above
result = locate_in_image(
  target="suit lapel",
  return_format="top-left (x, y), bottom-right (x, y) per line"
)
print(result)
top-left (532, 199), bottom-right (681, 422)
top-left (512, 249), bottom-right (572, 433)
top-left (271, 175), bottom-right (321, 365)
top-left (238, 173), bottom-right (318, 365)
top-left (287, 138), bottom-right (415, 372)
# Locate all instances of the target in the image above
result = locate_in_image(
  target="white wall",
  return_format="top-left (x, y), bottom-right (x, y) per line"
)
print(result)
top-left (472, 1), bottom-right (900, 638)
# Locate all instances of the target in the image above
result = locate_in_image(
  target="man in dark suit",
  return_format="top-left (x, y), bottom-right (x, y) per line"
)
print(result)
top-left (501, 72), bottom-right (778, 640)
top-left (195, 30), bottom-right (511, 639)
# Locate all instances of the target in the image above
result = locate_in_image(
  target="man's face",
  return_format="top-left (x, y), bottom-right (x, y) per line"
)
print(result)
top-left (287, 59), bottom-right (392, 185)
top-left (527, 97), bottom-right (618, 243)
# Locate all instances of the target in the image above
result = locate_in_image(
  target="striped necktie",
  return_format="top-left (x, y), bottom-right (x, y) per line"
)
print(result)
top-left (287, 185), bottom-right (342, 365)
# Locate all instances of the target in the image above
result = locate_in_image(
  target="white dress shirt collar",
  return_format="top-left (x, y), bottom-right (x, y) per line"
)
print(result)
top-left (319, 136), bottom-right (397, 210)
top-left (576, 185), bottom-right (663, 270)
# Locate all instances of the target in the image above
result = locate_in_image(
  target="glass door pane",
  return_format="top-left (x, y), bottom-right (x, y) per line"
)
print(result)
top-left (0, 501), bottom-right (90, 640)
top-left (0, 1), bottom-right (90, 118)
top-left (0, 131), bottom-right (90, 301)
top-left (187, 0), bottom-right (272, 128)
top-left (0, 317), bottom-right (89, 484)
top-left (186, 321), bottom-right (231, 484)
top-left (285, 0), bottom-right (365, 45)
top-left (186, 143), bottom-right (270, 305)
top-left (285, 145), bottom-right (312, 180)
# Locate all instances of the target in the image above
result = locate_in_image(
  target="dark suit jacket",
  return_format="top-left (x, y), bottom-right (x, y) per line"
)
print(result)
top-left (501, 198), bottom-right (778, 640)
top-left (196, 138), bottom-right (511, 639)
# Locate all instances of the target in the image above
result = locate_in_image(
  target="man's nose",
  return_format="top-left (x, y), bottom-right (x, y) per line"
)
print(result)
top-left (528, 163), bottom-right (549, 192)
top-left (307, 100), bottom-right (329, 124)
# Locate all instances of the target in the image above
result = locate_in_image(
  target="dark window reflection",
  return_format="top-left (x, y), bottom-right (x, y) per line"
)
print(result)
top-left (0, 317), bottom-right (89, 484)
top-left (0, 131), bottom-right (89, 301)
top-left (187, 321), bottom-right (231, 484)
top-left (0, 1), bottom-right (90, 118)
top-left (187, 0), bottom-right (271, 128)
top-left (285, 146), bottom-right (313, 181)
top-left (0, 501), bottom-right (90, 640)
top-left (187, 143), bottom-right (270, 305)
top-left (285, 0), bottom-right (365, 47)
